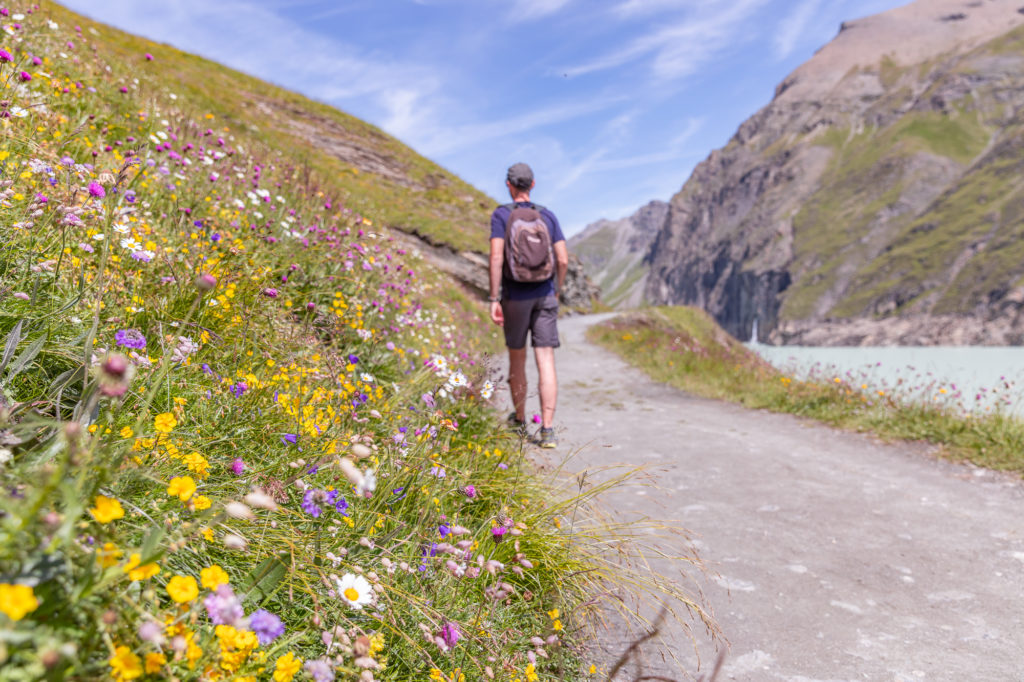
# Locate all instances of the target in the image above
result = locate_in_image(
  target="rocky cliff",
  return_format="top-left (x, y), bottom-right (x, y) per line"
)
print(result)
top-left (569, 200), bottom-right (667, 307)
top-left (612, 0), bottom-right (1024, 344)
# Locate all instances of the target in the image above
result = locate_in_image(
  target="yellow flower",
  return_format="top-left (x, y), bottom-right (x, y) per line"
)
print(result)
top-left (97, 542), bottom-right (123, 568)
top-left (108, 645), bottom-right (142, 680)
top-left (144, 652), bottom-right (166, 674)
top-left (201, 527), bottom-right (214, 541)
top-left (153, 412), bottom-right (177, 433)
top-left (547, 608), bottom-right (559, 620)
top-left (184, 452), bottom-right (209, 478)
top-left (200, 565), bottom-right (230, 590)
top-left (192, 494), bottom-right (212, 510)
top-left (124, 553), bottom-right (160, 581)
top-left (89, 495), bottom-right (125, 524)
top-left (217, 625), bottom-right (258, 672)
top-left (166, 476), bottom-right (196, 501)
top-left (0, 584), bottom-right (39, 621)
top-left (273, 652), bottom-right (302, 682)
top-left (524, 664), bottom-right (539, 682)
top-left (120, 426), bottom-right (134, 439)
top-left (166, 575), bottom-right (199, 603)
top-left (552, 619), bottom-right (562, 631)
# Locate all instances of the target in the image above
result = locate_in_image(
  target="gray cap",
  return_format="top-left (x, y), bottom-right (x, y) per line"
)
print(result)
top-left (506, 162), bottom-right (534, 189)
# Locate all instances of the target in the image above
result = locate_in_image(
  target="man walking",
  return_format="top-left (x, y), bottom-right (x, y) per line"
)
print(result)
top-left (488, 162), bottom-right (569, 448)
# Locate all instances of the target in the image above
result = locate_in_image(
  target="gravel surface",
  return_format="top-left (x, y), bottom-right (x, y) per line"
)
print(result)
top-left (505, 313), bottom-right (1024, 681)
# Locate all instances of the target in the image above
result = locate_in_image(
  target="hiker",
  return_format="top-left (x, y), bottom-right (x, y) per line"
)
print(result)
top-left (488, 162), bottom-right (569, 448)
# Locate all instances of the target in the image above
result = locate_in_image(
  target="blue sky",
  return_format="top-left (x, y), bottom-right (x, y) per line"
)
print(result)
top-left (63, 0), bottom-right (908, 236)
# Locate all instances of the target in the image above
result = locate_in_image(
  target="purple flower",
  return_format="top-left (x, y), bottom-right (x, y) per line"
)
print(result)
top-left (462, 485), bottom-right (477, 499)
top-left (262, 288), bottom-right (278, 298)
top-left (491, 526), bottom-right (509, 543)
top-left (230, 381), bottom-right (248, 397)
top-left (439, 622), bottom-right (460, 649)
top-left (249, 609), bottom-right (284, 646)
top-left (204, 585), bottom-right (244, 626)
top-left (87, 181), bottom-right (105, 198)
top-left (304, 659), bottom-right (335, 682)
top-left (301, 488), bottom-right (332, 517)
top-left (421, 393), bottom-right (435, 409)
top-left (0, 50), bottom-right (10, 63)
top-left (282, 433), bottom-right (297, 445)
top-left (348, 354), bottom-right (359, 365)
top-left (114, 328), bottom-right (146, 350)
top-left (18, 71), bottom-right (30, 82)
top-left (231, 458), bottom-right (245, 475)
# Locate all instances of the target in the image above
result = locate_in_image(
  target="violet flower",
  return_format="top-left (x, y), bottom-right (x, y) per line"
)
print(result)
top-left (114, 328), bottom-right (146, 350)
top-left (249, 609), bottom-right (284, 645)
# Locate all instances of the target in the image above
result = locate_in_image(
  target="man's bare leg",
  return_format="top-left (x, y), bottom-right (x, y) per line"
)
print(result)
top-left (534, 346), bottom-right (557, 429)
top-left (508, 347), bottom-right (528, 422)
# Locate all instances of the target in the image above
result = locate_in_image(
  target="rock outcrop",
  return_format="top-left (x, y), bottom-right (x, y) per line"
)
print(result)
top-left (580, 0), bottom-right (1024, 344)
top-left (569, 200), bottom-right (668, 307)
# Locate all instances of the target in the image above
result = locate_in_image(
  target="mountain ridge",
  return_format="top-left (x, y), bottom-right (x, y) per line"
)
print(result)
top-left (573, 0), bottom-right (1024, 344)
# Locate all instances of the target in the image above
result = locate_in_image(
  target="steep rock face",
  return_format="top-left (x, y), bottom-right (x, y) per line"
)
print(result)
top-left (644, 0), bottom-right (1024, 345)
top-left (569, 200), bottom-right (668, 307)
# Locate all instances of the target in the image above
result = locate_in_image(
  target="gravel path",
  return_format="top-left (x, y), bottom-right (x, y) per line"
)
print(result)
top-left (509, 314), bottom-right (1024, 681)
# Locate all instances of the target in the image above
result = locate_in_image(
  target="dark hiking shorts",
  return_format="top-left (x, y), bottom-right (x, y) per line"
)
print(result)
top-left (502, 295), bottom-right (560, 349)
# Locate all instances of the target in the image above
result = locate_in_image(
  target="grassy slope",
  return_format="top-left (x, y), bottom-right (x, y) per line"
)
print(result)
top-left (45, 1), bottom-right (495, 254)
top-left (590, 309), bottom-right (1024, 474)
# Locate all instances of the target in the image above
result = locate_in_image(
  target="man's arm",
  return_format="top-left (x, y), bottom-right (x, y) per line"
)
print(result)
top-left (554, 240), bottom-right (569, 294)
top-left (489, 237), bottom-right (505, 325)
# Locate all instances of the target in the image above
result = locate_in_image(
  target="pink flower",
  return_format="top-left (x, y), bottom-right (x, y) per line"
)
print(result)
top-left (145, 53), bottom-right (153, 60)
top-left (19, 71), bottom-right (31, 82)
top-left (87, 181), bottom-right (105, 198)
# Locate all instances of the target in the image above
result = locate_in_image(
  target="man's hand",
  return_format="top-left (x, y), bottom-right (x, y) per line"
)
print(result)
top-left (490, 300), bottom-right (504, 326)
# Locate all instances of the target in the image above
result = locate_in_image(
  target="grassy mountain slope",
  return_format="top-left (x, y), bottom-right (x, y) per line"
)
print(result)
top-left (45, 1), bottom-right (495, 254)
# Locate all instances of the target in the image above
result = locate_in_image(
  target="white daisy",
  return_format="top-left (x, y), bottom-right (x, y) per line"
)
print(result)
top-left (334, 573), bottom-right (373, 610)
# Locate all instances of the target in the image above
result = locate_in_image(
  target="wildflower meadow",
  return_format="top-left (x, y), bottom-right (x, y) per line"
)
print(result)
top-left (0, 5), bottom-right (681, 680)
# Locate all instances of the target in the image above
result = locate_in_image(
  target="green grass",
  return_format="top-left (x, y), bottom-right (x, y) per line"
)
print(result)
top-left (589, 307), bottom-right (1024, 474)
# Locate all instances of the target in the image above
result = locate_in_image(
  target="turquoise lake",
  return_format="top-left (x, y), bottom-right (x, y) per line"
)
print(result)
top-left (748, 344), bottom-right (1024, 415)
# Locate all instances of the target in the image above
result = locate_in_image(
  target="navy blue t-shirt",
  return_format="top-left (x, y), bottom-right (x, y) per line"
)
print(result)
top-left (490, 201), bottom-right (565, 301)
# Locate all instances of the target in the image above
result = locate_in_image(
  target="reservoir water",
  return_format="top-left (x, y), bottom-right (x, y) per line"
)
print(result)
top-left (748, 343), bottom-right (1024, 416)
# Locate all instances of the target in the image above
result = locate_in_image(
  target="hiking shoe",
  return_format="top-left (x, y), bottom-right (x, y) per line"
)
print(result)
top-left (507, 412), bottom-right (527, 436)
top-left (538, 427), bottom-right (558, 449)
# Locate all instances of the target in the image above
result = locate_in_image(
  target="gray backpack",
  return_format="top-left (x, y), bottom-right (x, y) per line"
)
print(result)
top-left (503, 203), bottom-right (554, 283)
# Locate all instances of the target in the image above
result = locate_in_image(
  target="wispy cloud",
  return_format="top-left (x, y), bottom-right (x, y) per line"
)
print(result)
top-left (416, 94), bottom-right (623, 157)
top-left (562, 0), bottom-right (771, 81)
top-left (506, 0), bottom-right (574, 23)
top-left (774, 0), bottom-right (822, 58)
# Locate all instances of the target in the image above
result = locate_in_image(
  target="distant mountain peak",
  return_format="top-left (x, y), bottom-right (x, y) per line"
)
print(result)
top-left (778, 0), bottom-right (1024, 103)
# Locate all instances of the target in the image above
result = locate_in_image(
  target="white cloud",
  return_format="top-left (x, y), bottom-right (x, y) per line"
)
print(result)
top-left (415, 94), bottom-right (623, 157)
top-left (507, 0), bottom-right (574, 23)
top-left (774, 0), bottom-right (822, 59)
top-left (613, 0), bottom-right (702, 17)
top-left (562, 0), bottom-right (771, 81)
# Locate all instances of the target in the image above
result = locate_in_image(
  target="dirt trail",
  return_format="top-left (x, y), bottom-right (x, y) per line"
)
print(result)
top-left (510, 314), bottom-right (1024, 681)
